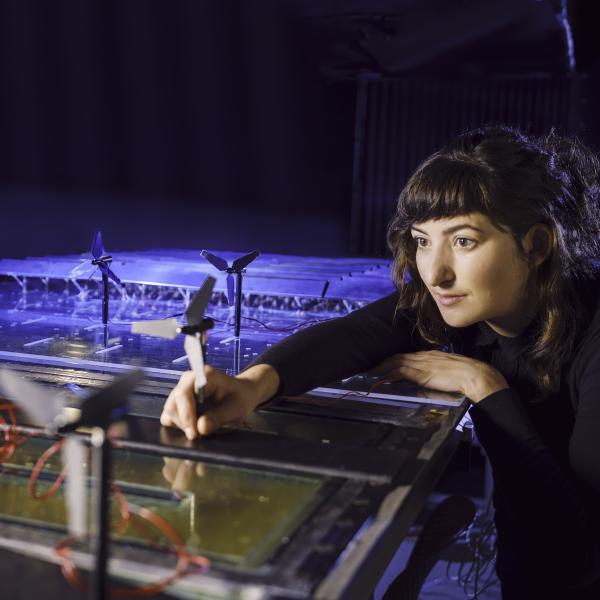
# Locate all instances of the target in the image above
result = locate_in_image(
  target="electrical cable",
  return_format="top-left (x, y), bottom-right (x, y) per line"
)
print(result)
top-left (286, 377), bottom-right (403, 407)
top-left (28, 438), bottom-right (67, 500)
top-left (0, 401), bottom-right (19, 463)
top-left (239, 314), bottom-right (335, 332)
top-left (454, 496), bottom-right (498, 598)
top-left (157, 310), bottom-right (333, 334)
top-left (421, 477), bottom-right (498, 597)
top-left (336, 378), bottom-right (400, 401)
top-left (54, 500), bottom-right (209, 598)
top-left (0, 400), bottom-right (34, 463)
top-left (210, 314), bottom-right (335, 333)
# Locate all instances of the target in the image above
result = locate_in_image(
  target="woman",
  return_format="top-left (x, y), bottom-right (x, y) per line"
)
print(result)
top-left (161, 126), bottom-right (600, 598)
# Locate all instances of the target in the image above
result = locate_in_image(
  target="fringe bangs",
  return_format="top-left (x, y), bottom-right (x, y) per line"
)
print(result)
top-left (396, 155), bottom-right (497, 230)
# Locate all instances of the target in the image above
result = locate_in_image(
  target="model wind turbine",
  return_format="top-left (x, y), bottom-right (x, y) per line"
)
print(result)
top-left (70, 231), bottom-right (124, 325)
top-left (200, 250), bottom-right (259, 337)
top-left (0, 368), bottom-right (144, 600)
top-left (131, 276), bottom-right (215, 410)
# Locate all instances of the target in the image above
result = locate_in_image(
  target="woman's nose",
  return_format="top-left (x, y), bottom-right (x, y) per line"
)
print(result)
top-left (423, 248), bottom-right (455, 288)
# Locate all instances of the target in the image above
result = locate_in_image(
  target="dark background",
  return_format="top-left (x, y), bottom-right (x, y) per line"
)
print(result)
top-left (1, 0), bottom-right (600, 258)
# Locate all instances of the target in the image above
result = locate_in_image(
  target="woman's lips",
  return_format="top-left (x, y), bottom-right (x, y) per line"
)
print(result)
top-left (434, 293), bottom-right (466, 306)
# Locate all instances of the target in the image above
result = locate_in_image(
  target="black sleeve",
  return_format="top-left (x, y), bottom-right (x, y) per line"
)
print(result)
top-left (570, 330), bottom-right (600, 496)
top-left (470, 387), bottom-right (600, 587)
top-left (248, 292), bottom-right (416, 396)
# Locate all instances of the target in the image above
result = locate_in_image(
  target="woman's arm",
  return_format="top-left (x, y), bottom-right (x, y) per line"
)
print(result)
top-left (249, 291), bottom-right (411, 396)
top-left (570, 332), bottom-right (600, 496)
top-left (162, 291), bottom-right (413, 436)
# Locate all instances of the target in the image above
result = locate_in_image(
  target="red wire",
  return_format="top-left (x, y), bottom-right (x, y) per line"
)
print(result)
top-left (110, 483), bottom-right (131, 533)
top-left (337, 377), bottom-right (400, 401)
top-left (0, 401), bottom-right (21, 463)
top-left (28, 438), bottom-right (67, 500)
top-left (25, 435), bottom-right (211, 597)
top-left (54, 497), bottom-right (210, 598)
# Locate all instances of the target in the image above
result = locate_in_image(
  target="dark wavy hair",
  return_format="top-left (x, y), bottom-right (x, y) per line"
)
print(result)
top-left (387, 125), bottom-right (600, 395)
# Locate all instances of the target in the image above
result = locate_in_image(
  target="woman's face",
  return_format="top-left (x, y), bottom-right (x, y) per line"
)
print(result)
top-left (411, 212), bottom-right (534, 336)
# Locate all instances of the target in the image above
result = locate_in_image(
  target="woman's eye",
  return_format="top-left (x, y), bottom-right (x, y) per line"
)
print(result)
top-left (455, 237), bottom-right (475, 248)
top-left (414, 237), bottom-right (429, 248)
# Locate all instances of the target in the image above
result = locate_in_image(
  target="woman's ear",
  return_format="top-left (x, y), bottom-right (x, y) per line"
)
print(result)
top-left (521, 224), bottom-right (553, 267)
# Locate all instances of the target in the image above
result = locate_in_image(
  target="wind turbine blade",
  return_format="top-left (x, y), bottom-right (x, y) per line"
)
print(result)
top-left (232, 250), bottom-right (260, 271)
top-left (184, 335), bottom-right (206, 392)
top-left (200, 250), bottom-right (229, 272)
top-left (185, 276), bottom-right (216, 325)
top-left (62, 436), bottom-right (87, 538)
top-left (0, 368), bottom-right (64, 427)
top-left (227, 273), bottom-right (235, 306)
top-left (70, 370), bottom-right (144, 431)
top-left (91, 230), bottom-right (104, 259)
top-left (131, 318), bottom-right (180, 339)
top-left (102, 265), bottom-right (122, 287)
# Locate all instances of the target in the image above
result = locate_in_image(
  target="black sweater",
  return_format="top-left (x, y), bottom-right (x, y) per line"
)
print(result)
top-left (254, 287), bottom-right (600, 596)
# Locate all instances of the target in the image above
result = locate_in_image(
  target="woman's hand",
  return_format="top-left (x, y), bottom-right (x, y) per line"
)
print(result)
top-left (160, 363), bottom-right (280, 440)
top-left (369, 350), bottom-right (508, 403)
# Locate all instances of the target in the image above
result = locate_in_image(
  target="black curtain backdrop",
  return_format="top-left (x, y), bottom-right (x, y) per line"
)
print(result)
top-left (0, 0), bottom-right (355, 258)
top-left (1, 0), bottom-right (599, 260)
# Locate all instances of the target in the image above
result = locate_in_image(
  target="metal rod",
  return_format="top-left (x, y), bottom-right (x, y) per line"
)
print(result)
top-left (234, 271), bottom-right (243, 338)
top-left (101, 273), bottom-right (109, 325)
top-left (195, 333), bottom-right (205, 416)
top-left (233, 337), bottom-right (241, 375)
top-left (90, 427), bottom-right (111, 600)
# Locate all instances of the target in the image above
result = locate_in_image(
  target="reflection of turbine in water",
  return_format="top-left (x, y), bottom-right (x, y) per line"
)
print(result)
top-left (160, 455), bottom-right (201, 548)
top-left (180, 491), bottom-right (200, 549)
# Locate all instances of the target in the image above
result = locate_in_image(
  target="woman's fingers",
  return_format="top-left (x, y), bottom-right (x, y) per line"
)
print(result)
top-left (197, 395), bottom-right (248, 436)
top-left (160, 371), bottom-right (198, 440)
top-left (394, 364), bottom-right (428, 386)
top-left (175, 386), bottom-right (197, 440)
top-left (368, 350), bottom-right (473, 393)
top-left (161, 367), bottom-right (259, 438)
top-left (370, 350), bottom-right (464, 376)
top-left (160, 393), bottom-right (176, 427)
top-left (368, 354), bottom-right (404, 376)
top-left (369, 353), bottom-right (421, 378)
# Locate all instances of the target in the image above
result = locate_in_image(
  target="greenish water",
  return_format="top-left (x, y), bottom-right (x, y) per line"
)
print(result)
top-left (0, 437), bottom-right (325, 568)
